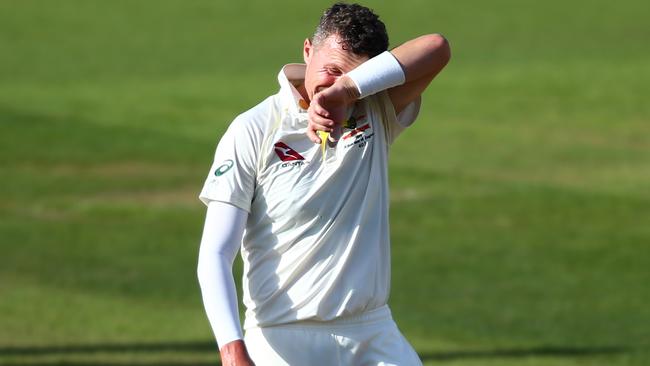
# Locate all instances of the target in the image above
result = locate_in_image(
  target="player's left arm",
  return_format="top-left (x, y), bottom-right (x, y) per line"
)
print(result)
top-left (388, 33), bottom-right (451, 115)
top-left (307, 34), bottom-right (450, 143)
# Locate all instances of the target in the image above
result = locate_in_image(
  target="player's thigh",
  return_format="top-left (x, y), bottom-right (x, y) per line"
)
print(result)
top-left (337, 320), bottom-right (422, 366)
top-left (245, 326), bottom-right (338, 366)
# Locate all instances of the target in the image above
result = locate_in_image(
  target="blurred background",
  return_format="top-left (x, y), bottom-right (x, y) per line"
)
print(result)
top-left (1, 0), bottom-right (648, 365)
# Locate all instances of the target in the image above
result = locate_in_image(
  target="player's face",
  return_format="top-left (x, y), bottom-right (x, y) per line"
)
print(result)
top-left (303, 34), bottom-right (368, 103)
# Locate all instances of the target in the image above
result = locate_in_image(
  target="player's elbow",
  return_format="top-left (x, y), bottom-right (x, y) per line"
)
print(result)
top-left (417, 33), bottom-right (451, 72)
top-left (427, 33), bottom-right (451, 65)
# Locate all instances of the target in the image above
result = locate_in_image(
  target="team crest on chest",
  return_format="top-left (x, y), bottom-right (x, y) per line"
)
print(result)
top-left (342, 113), bottom-right (374, 149)
top-left (343, 114), bottom-right (365, 130)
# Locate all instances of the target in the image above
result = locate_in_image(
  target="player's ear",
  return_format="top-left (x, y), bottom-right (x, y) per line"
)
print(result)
top-left (303, 38), bottom-right (313, 63)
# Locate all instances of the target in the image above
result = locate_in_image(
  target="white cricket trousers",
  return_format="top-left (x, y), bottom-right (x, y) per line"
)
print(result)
top-left (244, 305), bottom-right (423, 366)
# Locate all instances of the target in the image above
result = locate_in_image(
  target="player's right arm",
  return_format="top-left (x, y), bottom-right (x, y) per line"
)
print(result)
top-left (197, 201), bottom-right (255, 366)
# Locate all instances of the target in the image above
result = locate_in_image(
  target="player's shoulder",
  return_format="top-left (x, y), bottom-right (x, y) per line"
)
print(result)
top-left (228, 95), bottom-right (278, 136)
top-left (218, 94), bottom-right (284, 156)
top-left (376, 89), bottom-right (421, 121)
top-left (230, 96), bottom-right (273, 127)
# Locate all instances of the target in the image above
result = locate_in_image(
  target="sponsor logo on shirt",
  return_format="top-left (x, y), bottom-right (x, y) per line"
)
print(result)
top-left (274, 142), bottom-right (304, 161)
top-left (274, 142), bottom-right (306, 168)
top-left (214, 159), bottom-right (234, 176)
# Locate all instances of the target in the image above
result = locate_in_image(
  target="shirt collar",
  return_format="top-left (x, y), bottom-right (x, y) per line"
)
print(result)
top-left (277, 64), bottom-right (309, 115)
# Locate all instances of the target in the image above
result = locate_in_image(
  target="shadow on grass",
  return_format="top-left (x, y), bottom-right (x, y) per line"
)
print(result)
top-left (0, 341), bottom-right (215, 356)
top-left (0, 341), bottom-right (221, 366)
top-left (0, 363), bottom-right (218, 366)
top-left (0, 341), bottom-right (636, 365)
top-left (419, 345), bottom-right (630, 361)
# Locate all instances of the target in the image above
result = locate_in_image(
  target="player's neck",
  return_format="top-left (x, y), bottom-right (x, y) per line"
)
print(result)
top-left (296, 83), bottom-right (310, 104)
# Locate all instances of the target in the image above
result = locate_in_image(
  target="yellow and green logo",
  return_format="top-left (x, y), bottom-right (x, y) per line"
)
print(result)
top-left (215, 159), bottom-right (234, 176)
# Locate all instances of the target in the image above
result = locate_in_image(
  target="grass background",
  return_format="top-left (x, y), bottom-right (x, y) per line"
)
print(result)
top-left (1, 0), bottom-right (649, 365)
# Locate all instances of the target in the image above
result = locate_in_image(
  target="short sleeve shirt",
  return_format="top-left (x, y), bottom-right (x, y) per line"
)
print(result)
top-left (200, 64), bottom-right (420, 328)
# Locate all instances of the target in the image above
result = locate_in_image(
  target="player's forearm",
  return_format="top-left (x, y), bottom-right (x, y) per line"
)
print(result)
top-left (318, 76), bottom-right (359, 108)
top-left (197, 252), bottom-right (243, 345)
top-left (390, 33), bottom-right (451, 83)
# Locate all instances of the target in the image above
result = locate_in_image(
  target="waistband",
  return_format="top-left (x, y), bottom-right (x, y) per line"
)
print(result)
top-left (251, 305), bottom-right (393, 331)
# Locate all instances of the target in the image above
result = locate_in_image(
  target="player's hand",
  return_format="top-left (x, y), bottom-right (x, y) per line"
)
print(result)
top-left (220, 340), bottom-right (255, 366)
top-left (306, 76), bottom-right (359, 144)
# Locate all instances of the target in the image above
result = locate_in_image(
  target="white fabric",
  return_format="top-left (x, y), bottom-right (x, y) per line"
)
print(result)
top-left (197, 201), bottom-right (248, 347)
top-left (396, 96), bottom-right (421, 128)
top-left (244, 306), bottom-right (422, 365)
top-left (346, 51), bottom-right (406, 99)
top-left (199, 64), bottom-right (420, 331)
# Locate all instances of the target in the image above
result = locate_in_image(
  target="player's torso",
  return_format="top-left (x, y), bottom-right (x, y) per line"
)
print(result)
top-left (241, 95), bottom-right (392, 326)
top-left (252, 99), bottom-right (379, 225)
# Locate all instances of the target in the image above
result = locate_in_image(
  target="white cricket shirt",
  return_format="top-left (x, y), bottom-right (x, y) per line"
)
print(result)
top-left (200, 64), bottom-right (420, 329)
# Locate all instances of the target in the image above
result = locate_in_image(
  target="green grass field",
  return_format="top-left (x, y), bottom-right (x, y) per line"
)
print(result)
top-left (1, 0), bottom-right (649, 365)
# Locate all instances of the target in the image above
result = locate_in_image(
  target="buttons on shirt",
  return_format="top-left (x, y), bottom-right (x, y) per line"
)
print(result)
top-left (298, 99), bottom-right (309, 110)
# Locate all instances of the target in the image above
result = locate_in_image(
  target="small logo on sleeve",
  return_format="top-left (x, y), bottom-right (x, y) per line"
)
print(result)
top-left (214, 159), bottom-right (234, 176)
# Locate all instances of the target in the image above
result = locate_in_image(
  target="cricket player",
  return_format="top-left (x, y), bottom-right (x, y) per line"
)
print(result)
top-left (197, 3), bottom-right (450, 365)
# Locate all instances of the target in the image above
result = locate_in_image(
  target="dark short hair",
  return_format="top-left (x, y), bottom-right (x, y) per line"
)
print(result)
top-left (312, 2), bottom-right (389, 58)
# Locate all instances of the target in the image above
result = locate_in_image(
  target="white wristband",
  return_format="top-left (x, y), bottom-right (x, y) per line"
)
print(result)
top-left (346, 51), bottom-right (406, 99)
